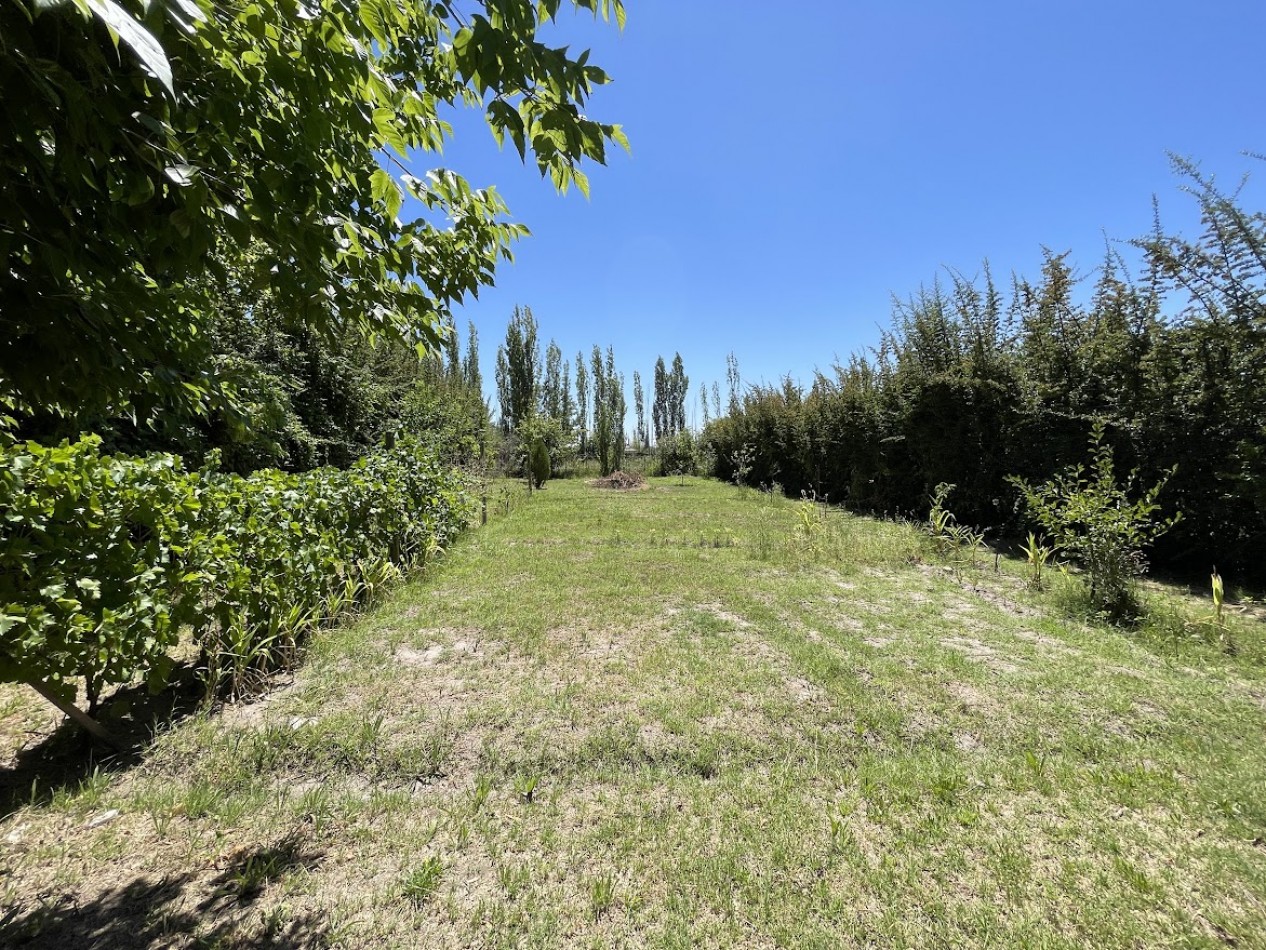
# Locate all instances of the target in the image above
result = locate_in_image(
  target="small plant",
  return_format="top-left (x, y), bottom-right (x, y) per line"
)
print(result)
top-left (1010, 421), bottom-right (1180, 622)
top-left (1021, 532), bottom-right (1052, 591)
top-left (793, 495), bottom-right (827, 560)
top-left (513, 773), bottom-right (541, 804)
top-left (590, 871), bottom-right (616, 920)
top-left (229, 850), bottom-right (289, 898)
top-left (730, 442), bottom-right (755, 488)
top-left (924, 483), bottom-right (986, 577)
top-left (1187, 567), bottom-right (1237, 652)
top-left (401, 857), bottom-right (444, 906)
top-left (470, 774), bottom-right (493, 813)
top-left (752, 500), bottom-right (778, 561)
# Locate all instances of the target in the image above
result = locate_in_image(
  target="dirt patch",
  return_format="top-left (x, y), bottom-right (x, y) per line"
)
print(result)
top-left (394, 644), bottom-right (446, 667)
top-left (940, 636), bottom-right (1022, 674)
top-left (1012, 628), bottom-right (1082, 658)
top-left (953, 731), bottom-right (983, 752)
top-left (696, 603), bottom-right (754, 630)
top-left (786, 678), bottom-right (826, 704)
top-left (1130, 699), bottom-right (1170, 723)
top-left (944, 680), bottom-right (998, 713)
top-left (863, 637), bottom-right (895, 649)
top-left (590, 471), bottom-right (647, 490)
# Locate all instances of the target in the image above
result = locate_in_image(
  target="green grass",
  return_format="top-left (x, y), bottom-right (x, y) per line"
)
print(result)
top-left (1, 477), bottom-right (1264, 948)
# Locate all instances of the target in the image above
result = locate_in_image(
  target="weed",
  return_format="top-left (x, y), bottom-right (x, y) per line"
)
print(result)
top-left (1020, 532), bottom-right (1052, 590)
top-left (401, 857), bottom-right (444, 906)
top-left (513, 773), bottom-right (541, 804)
top-left (470, 774), bottom-right (493, 813)
top-left (590, 871), bottom-right (616, 920)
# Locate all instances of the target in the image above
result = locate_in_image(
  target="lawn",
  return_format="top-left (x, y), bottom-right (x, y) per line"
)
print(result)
top-left (1, 477), bottom-right (1264, 948)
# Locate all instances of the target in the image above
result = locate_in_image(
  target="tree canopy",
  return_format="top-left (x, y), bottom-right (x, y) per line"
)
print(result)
top-left (0, 0), bottom-right (627, 426)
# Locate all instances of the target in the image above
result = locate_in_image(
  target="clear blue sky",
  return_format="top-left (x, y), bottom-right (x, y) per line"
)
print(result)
top-left (428, 1), bottom-right (1265, 424)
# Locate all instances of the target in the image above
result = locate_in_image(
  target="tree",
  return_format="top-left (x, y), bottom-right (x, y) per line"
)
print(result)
top-left (561, 359), bottom-right (574, 433)
top-left (633, 371), bottom-right (647, 448)
top-left (494, 306), bottom-right (540, 431)
top-left (590, 344), bottom-right (624, 475)
top-left (575, 353), bottom-right (590, 455)
top-left (463, 322), bottom-right (483, 395)
top-left (542, 340), bottom-right (564, 420)
top-left (652, 356), bottom-right (667, 444)
top-left (726, 352), bottom-right (742, 416)
top-left (670, 353), bottom-right (689, 435)
top-left (1, 0), bottom-right (628, 428)
top-left (607, 347), bottom-right (627, 471)
top-left (652, 353), bottom-right (687, 442)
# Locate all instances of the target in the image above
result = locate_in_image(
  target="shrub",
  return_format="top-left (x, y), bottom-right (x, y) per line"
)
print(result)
top-left (528, 438), bottom-right (551, 488)
top-left (1009, 422), bottom-right (1179, 621)
top-left (0, 437), bottom-right (471, 715)
top-left (655, 431), bottom-right (698, 477)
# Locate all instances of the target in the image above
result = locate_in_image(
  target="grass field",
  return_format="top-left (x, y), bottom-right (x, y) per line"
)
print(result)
top-left (1, 476), bottom-right (1264, 948)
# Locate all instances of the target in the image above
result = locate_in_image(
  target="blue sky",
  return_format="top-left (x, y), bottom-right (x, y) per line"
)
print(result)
top-left (430, 1), bottom-right (1265, 423)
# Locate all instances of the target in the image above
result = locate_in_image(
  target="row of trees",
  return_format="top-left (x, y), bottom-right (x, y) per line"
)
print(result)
top-left (704, 159), bottom-right (1266, 580)
top-left (491, 305), bottom-right (696, 476)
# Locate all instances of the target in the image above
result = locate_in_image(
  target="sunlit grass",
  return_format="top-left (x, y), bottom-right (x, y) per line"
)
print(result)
top-left (0, 476), bottom-right (1262, 948)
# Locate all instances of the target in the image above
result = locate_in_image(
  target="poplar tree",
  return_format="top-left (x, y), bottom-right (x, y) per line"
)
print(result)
top-left (633, 371), bottom-right (647, 448)
top-left (463, 322), bottom-right (482, 395)
top-left (575, 354), bottom-right (590, 455)
top-left (652, 356), bottom-right (667, 444)
top-left (494, 305), bottom-right (540, 431)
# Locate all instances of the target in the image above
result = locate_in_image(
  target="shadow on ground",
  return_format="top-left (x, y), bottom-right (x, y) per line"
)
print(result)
top-left (0, 664), bottom-right (207, 820)
top-left (0, 834), bottom-right (330, 948)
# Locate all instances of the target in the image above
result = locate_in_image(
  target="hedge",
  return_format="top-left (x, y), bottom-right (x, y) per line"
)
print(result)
top-left (0, 437), bottom-right (470, 714)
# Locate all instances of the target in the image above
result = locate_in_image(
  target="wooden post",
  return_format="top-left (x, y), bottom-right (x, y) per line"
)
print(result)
top-left (27, 680), bottom-right (124, 750)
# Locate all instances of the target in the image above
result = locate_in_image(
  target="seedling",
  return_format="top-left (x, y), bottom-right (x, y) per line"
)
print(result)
top-left (401, 857), bottom-right (444, 906)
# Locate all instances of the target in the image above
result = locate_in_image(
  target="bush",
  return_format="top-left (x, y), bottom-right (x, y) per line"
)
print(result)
top-left (1009, 422), bottom-right (1179, 622)
top-left (529, 438), bottom-right (551, 488)
top-left (0, 437), bottom-right (471, 711)
top-left (656, 431), bottom-right (699, 477)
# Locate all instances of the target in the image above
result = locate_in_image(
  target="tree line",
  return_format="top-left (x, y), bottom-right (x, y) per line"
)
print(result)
top-left (704, 158), bottom-right (1266, 581)
top-left (492, 304), bottom-right (694, 478)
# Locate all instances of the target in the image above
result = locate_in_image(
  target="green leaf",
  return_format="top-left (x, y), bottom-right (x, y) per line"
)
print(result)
top-left (85, 0), bottom-right (175, 96)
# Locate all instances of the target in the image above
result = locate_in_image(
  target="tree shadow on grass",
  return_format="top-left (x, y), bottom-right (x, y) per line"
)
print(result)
top-left (0, 662), bottom-right (206, 820)
top-left (0, 834), bottom-right (331, 949)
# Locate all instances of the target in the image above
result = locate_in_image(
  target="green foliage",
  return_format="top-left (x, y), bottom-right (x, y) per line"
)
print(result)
top-left (651, 353), bottom-right (689, 444)
top-left (401, 857), bottom-right (445, 906)
top-left (655, 430), bottom-right (700, 477)
top-left (924, 482), bottom-right (986, 576)
top-left (515, 413), bottom-right (572, 480)
top-left (1021, 532), bottom-right (1053, 591)
top-left (1, 0), bottom-right (627, 423)
top-left (0, 438), bottom-right (470, 709)
top-left (529, 437), bottom-right (551, 489)
top-left (1010, 422), bottom-right (1179, 621)
top-left (0, 437), bottom-right (201, 708)
top-left (590, 345), bottom-right (626, 476)
top-left (704, 159), bottom-right (1266, 580)
top-left (496, 306), bottom-right (541, 432)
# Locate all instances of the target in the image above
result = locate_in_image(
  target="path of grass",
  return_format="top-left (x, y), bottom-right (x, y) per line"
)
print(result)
top-left (1, 477), bottom-right (1264, 948)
